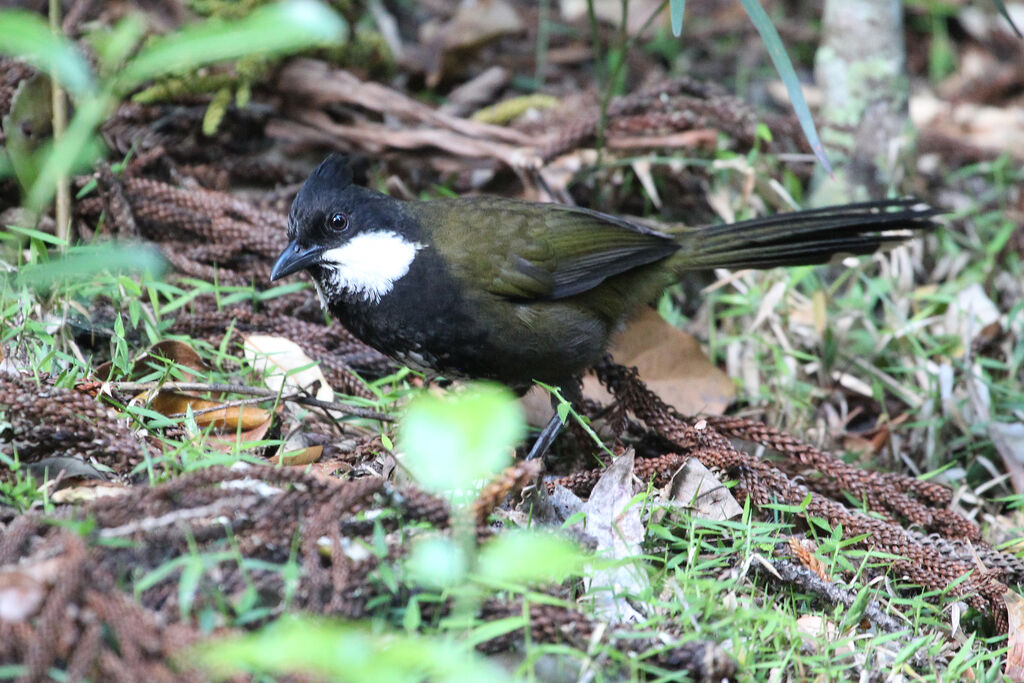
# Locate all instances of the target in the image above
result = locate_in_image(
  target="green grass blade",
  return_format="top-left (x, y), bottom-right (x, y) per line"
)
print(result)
top-left (14, 243), bottom-right (166, 290)
top-left (738, 0), bottom-right (832, 173)
top-left (118, 0), bottom-right (347, 90)
top-left (990, 0), bottom-right (1023, 37)
top-left (670, 0), bottom-right (686, 37)
top-left (0, 10), bottom-right (95, 96)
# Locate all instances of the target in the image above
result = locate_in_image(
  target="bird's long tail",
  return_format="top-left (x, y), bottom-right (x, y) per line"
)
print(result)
top-left (672, 199), bottom-right (940, 272)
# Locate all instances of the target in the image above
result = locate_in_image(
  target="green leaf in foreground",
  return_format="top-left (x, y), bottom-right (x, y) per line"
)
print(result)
top-left (13, 243), bottom-right (166, 290)
top-left (406, 535), bottom-right (468, 589)
top-left (2, 73), bottom-right (51, 194)
top-left (477, 530), bottom-right (587, 585)
top-left (399, 383), bottom-right (524, 497)
top-left (0, 10), bottom-right (95, 96)
top-left (119, 0), bottom-right (347, 88)
top-left (738, 0), bottom-right (832, 174)
top-left (193, 615), bottom-right (513, 683)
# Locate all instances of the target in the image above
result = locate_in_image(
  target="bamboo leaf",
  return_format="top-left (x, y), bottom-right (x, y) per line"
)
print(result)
top-left (0, 10), bottom-right (95, 96)
top-left (738, 0), bottom-right (832, 173)
top-left (670, 0), bottom-right (685, 37)
top-left (118, 0), bottom-right (346, 90)
top-left (990, 0), bottom-right (1023, 38)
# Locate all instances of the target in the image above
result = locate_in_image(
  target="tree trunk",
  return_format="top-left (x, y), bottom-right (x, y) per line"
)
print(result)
top-left (811, 0), bottom-right (912, 204)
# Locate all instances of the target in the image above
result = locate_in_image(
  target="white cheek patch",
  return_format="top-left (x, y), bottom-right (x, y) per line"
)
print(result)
top-left (319, 231), bottom-right (424, 304)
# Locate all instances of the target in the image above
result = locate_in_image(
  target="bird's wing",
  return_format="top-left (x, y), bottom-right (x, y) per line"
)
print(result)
top-left (432, 199), bottom-right (680, 300)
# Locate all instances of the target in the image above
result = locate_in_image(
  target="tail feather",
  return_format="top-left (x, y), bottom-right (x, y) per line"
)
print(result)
top-left (674, 199), bottom-right (940, 272)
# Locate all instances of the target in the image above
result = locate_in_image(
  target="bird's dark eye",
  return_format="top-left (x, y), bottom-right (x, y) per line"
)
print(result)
top-left (327, 212), bottom-right (349, 232)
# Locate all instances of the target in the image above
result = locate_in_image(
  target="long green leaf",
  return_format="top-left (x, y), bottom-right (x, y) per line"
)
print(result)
top-left (118, 0), bottom-right (346, 90)
top-left (14, 243), bottom-right (166, 290)
top-left (26, 93), bottom-right (111, 211)
top-left (670, 0), bottom-right (686, 37)
top-left (0, 10), bottom-right (95, 96)
top-left (738, 0), bottom-right (832, 173)
top-left (990, 0), bottom-right (1023, 37)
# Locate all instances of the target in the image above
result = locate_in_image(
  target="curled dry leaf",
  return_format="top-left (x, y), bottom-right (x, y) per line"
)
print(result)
top-left (270, 445), bottom-right (323, 466)
top-left (582, 449), bottom-right (647, 625)
top-left (663, 458), bottom-right (742, 522)
top-left (419, 0), bottom-right (524, 86)
top-left (0, 559), bottom-right (61, 623)
top-left (991, 422), bottom-right (1024, 495)
top-left (207, 412), bottom-right (275, 454)
top-left (561, 0), bottom-right (668, 36)
top-left (26, 455), bottom-right (107, 482)
top-left (95, 339), bottom-right (210, 382)
top-left (50, 481), bottom-right (130, 504)
top-left (243, 334), bottom-right (334, 402)
top-left (583, 308), bottom-right (735, 416)
top-left (788, 538), bottom-right (830, 582)
top-left (269, 430), bottom-right (324, 466)
top-left (148, 391), bottom-right (271, 432)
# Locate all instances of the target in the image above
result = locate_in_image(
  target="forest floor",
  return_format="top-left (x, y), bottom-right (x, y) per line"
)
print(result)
top-left (1, 1), bottom-right (1022, 680)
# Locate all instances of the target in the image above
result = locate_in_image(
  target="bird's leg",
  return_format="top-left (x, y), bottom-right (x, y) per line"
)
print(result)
top-left (525, 410), bottom-right (564, 461)
top-left (525, 379), bottom-right (583, 462)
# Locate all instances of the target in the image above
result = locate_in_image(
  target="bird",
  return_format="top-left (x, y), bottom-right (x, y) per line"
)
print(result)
top-left (271, 154), bottom-right (939, 460)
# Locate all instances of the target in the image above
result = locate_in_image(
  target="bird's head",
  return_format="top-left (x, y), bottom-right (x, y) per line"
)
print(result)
top-left (271, 154), bottom-right (424, 305)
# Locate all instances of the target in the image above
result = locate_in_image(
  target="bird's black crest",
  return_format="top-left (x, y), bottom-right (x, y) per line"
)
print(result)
top-left (308, 153), bottom-right (370, 188)
top-left (311, 153), bottom-right (355, 188)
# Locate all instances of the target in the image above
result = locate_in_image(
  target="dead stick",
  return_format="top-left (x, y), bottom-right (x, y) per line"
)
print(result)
top-left (109, 381), bottom-right (394, 422)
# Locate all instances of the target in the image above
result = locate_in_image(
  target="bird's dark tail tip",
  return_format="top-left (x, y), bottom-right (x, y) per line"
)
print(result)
top-left (678, 198), bottom-right (941, 271)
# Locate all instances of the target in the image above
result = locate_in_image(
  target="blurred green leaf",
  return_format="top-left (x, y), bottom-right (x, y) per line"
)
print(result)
top-left (406, 535), bottom-right (467, 589)
top-left (88, 14), bottom-right (147, 73)
top-left (670, 0), bottom-right (685, 37)
top-left (119, 0), bottom-right (347, 89)
top-left (14, 243), bottom-right (166, 290)
top-left (0, 10), bottom-right (95, 96)
top-left (738, 0), bottom-right (831, 173)
top-left (26, 93), bottom-right (109, 211)
top-left (2, 223), bottom-right (66, 246)
top-left (399, 383), bottom-right (523, 497)
top-left (477, 531), bottom-right (586, 585)
top-left (194, 615), bottom-right (513, 683)
top-left (2, 73), bottom-right (51, 193)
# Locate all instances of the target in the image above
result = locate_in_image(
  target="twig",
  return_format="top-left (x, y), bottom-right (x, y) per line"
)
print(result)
top-left (109, 381), bottom-right (394, 422)
top-left (49, 0), bottom-right (70, 250)
top-left (165, 393), bottom-right (281, 420)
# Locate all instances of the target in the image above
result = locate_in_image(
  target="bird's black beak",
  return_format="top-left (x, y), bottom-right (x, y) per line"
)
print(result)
top-left (271, 241), bottom-right (322, 281)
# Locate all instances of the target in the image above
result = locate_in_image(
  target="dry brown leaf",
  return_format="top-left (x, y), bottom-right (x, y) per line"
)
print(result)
top-left (583, 449), bottom-right (647, 625)
top-left (0, 559), bottom-right (62, 622)
top-left (561, 0), bottom-right (668, 36)
top-left (51, 482), bottom-right (130, 504)
top-left (244, 334), bottom-right (334, 403)
top-left (1005, 590), bottom-right (1024, 681)
top-left (663, 458), bottom-right (742, 521)
top-left (277, 60), bottom-right (532, 146)
top-left (419, 0), bottom-right (524, 87)
top-left (270, 445), bottom-right (324, 466)
top-left (991, 422), bottom-right (1024, 495)
top-left (796, 615), bottom-right (841, 651)
top-left (583, 308), bottom-right (735, 416)
top-left (911, 92), bottom-right (1024, 161)
top-left (206, 407), bottom-right (277, 453)
top-left (25, 456), bottom-right (107, 481)
top-left (788, 538), bottom-right (830, 582)
top-left (96, 339), bottom-right (210, 382)
top-left (147, 391), bottom-right (271, 431)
